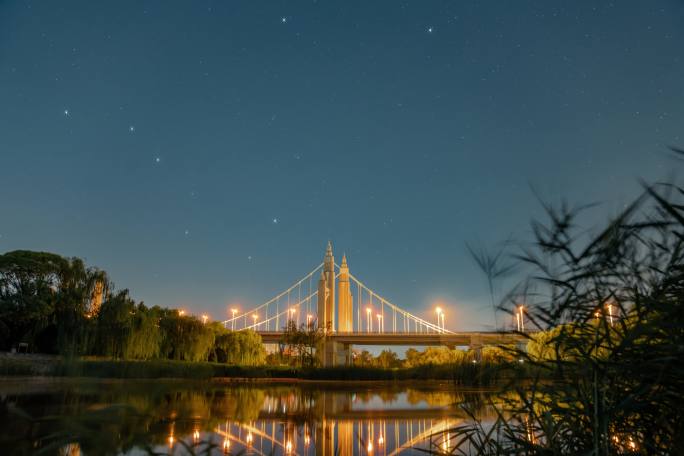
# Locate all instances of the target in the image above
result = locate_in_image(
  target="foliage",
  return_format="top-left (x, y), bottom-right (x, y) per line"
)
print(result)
top-left (280, 319), bottom-right (324, 367)
top-left (0, 250), bottom-right (266, 366)
top-left (445, 174), bottom-right (684, 454)
top-left (0, 250), bottom-right (107, 355)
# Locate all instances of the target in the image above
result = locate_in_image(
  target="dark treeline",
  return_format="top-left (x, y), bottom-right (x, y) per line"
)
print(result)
top-left (0, 250), bottom-right (265, 365)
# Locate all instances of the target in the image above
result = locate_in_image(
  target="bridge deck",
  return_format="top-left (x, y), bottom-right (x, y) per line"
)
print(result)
top-left (257, 331), bottom-right (527, 346)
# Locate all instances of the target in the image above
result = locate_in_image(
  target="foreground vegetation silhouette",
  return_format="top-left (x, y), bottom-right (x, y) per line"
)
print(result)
top-left (436, 164), bottom-right (684, 454)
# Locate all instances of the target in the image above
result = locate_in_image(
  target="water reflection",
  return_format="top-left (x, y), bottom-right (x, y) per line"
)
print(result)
top-left (0, 379), bottom-right (494, 455)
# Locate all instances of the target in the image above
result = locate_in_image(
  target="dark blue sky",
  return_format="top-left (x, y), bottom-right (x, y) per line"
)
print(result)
top-left (1, 1), bottom-right (682, 330)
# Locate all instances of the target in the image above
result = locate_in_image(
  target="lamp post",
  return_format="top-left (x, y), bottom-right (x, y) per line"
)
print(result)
top-left (289, 307), bottom-right (297, 326)
top-left (376, 314), bottom-right (383, 333)
top-left (607, 303), bottom-right (614, 326)
top-left (440, 311), bottom-right (446, 332)
top-left (201, 314), bottom-right (208, 324)
top-left (231, 308), bottom-right (238, 331)
top-left (178, 310), bottom-right (186, 317)
top-left (517, 305), bottom-right (525, 332)
top-left (307, 313), bottom-right (313, 328)
top-left (252, 313), bottom-right (258, 329)
top-left (366, 307), bottom-right (372, 332)
top-left (435, 307), bottom-right (443, 332)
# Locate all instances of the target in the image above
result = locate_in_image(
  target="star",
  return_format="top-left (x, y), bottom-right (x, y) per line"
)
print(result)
top-left (281, 17), bottom-right (287, 23)
top-left (63, 109), bottom-right (69, 116)
top-left (427, 26), bottom-right (434, 33)
top-left (272, 218), bottom-right (279, 224)
top-left (154, 157), bottom-right (161, 163)
top-left (247, 255), bottom-right (252, 261)
top-left (129, 125), bottom-right (135, 132)
top-left (184, 229), bottom-right (190, 236)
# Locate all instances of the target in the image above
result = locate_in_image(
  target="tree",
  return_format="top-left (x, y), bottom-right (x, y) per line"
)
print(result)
top-left (281, 320), bottom-right (324, 367)
top-left (374, 349), bottom-right (401, 368)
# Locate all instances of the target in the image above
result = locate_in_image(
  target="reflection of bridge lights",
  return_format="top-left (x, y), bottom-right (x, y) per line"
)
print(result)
top-left (168, 435), bottom-right (174, 447)
top-left (193, 429), bottom-right (200, 442)
top-left (222, 438), bottom-right (230, 453)
top-left (378, 434), bottom-right (384, 446)
top-left (246, 432), bottom-right (253, 445)
top-left (285, 440), bottom-right (293, 454)
top-left (367, 441), bottom-right (373, 453)
top-left (304, 434), bottom-right (310, 446)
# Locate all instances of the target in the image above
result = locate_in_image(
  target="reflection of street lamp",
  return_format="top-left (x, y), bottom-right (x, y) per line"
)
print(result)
top-left (231, 308), bottom-right (238, 331)
top-left (366, 307), bottom-right (372, 332)
top-left (376, 314), bottom-right (383, 333)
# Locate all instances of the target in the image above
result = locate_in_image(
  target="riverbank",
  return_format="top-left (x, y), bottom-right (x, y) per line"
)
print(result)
top-left (0, 353), bottom-right (513, 384)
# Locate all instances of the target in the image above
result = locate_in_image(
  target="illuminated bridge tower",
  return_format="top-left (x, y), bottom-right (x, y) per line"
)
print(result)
top-left (337, 254), bottom-right (353, 332)
top-left (317, 242), bottom-right (353, 366)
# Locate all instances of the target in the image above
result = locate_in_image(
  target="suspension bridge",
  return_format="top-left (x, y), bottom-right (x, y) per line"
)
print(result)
top-left (223, 242), bottom-right (525, 366)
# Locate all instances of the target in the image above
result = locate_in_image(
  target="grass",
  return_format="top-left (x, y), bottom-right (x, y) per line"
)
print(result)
top-left (0, 354), bottom-right (521, 383)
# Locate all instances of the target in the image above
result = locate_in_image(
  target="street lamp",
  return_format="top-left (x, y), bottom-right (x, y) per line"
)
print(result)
top-left (252, 313), bottom-right (259, 328)
top-left (440, 311), bottom-right (446, 332)
top-left (376, 314), bottom-right (383, 333)
top-left (517, 305), bottom-right (525, 332)
top-left (201, 314), bottom-right (208, 324)
top-left (289, 307), bottom-right (297, 325)
top-left (435, 307), bottom-right (443, 331)
top-left (607, 303), bottom-right (614, 326)
top-left (307, 314), bottom-right (313, 328)
top-left (366, 307), bottom-right (372, 332)
top-left (178, 310), bottom-right (186, 317)
top-left (231, 308), bottom-right (238, 331)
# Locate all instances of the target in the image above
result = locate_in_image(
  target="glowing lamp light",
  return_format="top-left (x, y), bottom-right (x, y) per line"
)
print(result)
top-left (178, 310), bottom-right (186, 316)
top-left (367, 441), bottom-right (374, 453)
top-left (286, 440), bottom-right (293, 454)
top-left (168, 435), bottom-right (174, 447)
top-left (378, 434), bottom-right (384, 446)
top-left (201, 314), bottom-right (208, 324)
top-left (246, 432), bottom-right (253, 445)
top-left (222, 438), bottom-right (230, 453)
top-left (193, 430), bottom-right (200, 442)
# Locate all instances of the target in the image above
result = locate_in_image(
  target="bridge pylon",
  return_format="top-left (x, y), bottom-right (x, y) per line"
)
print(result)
top-left (317, 242), bottom-right (352, 367)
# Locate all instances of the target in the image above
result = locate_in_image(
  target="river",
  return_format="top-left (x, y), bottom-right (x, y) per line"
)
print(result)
top-left (0, 377), bottom-right (497, 455)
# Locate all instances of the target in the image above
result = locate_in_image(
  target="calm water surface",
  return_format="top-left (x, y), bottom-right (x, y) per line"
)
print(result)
top-left (0, 378), bottom-right (496, 455)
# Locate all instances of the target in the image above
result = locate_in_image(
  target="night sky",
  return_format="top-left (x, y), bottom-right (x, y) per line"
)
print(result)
top-left (1, 1), bottom-right (683, 330)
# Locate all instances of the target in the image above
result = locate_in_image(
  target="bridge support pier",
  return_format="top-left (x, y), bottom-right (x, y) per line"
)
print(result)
top-left (320, 339), bottom-right (352, 367)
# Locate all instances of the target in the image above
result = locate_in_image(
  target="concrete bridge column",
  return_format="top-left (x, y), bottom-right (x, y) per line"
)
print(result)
top-left (320, 339), bottom-right (352, 367)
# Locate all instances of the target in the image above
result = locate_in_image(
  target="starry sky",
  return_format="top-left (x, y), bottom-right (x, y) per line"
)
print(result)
top-left (1, 1), bottom-right (683, 331)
